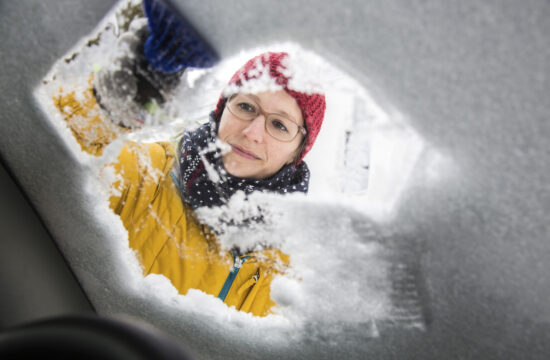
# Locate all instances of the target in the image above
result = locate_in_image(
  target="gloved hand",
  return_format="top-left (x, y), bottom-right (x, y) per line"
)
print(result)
top-left (93, 18), bottom-right (183, 128)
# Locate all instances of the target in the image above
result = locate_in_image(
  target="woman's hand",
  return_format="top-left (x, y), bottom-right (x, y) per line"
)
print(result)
top-left (92, 18), bottom-right (183, 129)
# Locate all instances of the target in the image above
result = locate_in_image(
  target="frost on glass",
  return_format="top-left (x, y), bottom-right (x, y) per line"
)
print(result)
top-left (34, 0), bottom-right (436, 356)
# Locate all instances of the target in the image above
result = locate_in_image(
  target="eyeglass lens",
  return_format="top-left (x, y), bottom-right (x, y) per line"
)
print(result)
top-left (227, 95), bottom-right (302, 142)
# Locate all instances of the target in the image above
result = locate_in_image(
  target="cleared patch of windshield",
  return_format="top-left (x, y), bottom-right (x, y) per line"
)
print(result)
top-left (33, 0), bottom-right (451, 356)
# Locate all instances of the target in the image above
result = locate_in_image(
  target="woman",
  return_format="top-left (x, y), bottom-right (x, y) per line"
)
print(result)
top-left (55, 47), bottom-right (325, 316)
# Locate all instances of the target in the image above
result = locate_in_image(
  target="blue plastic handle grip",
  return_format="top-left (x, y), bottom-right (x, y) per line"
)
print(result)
top-left (142, 0), bottom-right (218, 72)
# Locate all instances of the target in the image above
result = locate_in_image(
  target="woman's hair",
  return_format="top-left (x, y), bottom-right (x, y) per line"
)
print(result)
top-left (213, 51), bottom-right (326, 164)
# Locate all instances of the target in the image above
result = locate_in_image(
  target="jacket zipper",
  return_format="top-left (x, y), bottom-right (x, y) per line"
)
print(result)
top-left (217, 250), bottom-right (250, 301)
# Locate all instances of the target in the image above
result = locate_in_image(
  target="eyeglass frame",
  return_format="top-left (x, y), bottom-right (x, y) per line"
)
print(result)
top-left (225, 94), bottom-right (307, 143)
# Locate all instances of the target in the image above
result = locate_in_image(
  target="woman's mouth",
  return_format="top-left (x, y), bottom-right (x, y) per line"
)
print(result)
top-left (231, 145), bottom-right (261, 160)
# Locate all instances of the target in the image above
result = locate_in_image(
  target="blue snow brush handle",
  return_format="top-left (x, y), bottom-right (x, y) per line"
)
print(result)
top-left (143, 0), bottom-right (218, 73)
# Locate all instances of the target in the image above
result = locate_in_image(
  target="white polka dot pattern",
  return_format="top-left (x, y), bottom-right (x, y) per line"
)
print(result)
top-left (177, 117), bottom-right (310, 211)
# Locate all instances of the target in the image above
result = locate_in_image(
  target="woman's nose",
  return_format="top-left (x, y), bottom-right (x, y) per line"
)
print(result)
top-left (242, 115), bottom-right (266, 142)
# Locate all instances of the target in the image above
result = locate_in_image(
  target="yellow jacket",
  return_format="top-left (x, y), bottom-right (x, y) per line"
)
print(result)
top-left (53, 83), bottom-right (289, 317)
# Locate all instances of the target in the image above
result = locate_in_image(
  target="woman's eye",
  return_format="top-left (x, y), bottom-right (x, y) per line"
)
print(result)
top-left (237, 102), bottom-right (255, 113)
top-left (271, 119), bottom-right (289, 133)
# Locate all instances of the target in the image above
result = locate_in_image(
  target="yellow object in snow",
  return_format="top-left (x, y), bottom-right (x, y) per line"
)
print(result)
top-left (53, 78), bottom-right (127, 156)
top-left (52, 82), bottom-right (289, 317)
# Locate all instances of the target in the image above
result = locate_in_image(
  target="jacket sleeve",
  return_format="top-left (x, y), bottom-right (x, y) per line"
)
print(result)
top-left (106, 141), bottom-right (176, 219)
top-left (53, 76), bottom-right (129, 156)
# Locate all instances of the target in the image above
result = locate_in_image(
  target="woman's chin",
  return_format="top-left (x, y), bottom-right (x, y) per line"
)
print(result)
top-left (223, 158), bottom-right (256, 179)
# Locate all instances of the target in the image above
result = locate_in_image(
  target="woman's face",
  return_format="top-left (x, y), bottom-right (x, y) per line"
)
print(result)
top-left (218, 90), bottom-right (304, 179)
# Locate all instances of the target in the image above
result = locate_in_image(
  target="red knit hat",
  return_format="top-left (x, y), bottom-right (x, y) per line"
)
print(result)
top-left (213, 52), bottom-right (326, 164)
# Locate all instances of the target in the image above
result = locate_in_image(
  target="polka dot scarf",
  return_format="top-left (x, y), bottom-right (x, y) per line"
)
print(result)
top-left (175, 117), bottom-right (310, 210)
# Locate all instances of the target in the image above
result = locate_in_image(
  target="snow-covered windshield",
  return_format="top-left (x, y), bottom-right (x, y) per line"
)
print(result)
top-left (34, 0), bottom-right (443, 357)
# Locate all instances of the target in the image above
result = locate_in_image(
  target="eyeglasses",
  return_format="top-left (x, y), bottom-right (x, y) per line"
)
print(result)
top-left (226, 94), bottom-right (307, 142)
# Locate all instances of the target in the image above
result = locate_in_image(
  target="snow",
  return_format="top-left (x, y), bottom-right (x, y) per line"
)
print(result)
top-left (220, 48), bottom-right (326, 98)
top-left (31, 0), bottom-right (451, 358)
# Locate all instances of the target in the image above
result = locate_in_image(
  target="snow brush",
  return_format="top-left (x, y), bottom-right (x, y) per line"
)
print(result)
top-left (142, 0), bottom-right (218, 73)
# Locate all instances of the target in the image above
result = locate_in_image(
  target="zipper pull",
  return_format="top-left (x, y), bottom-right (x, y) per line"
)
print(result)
top-left (237, 271), bottom-right (260, 296)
